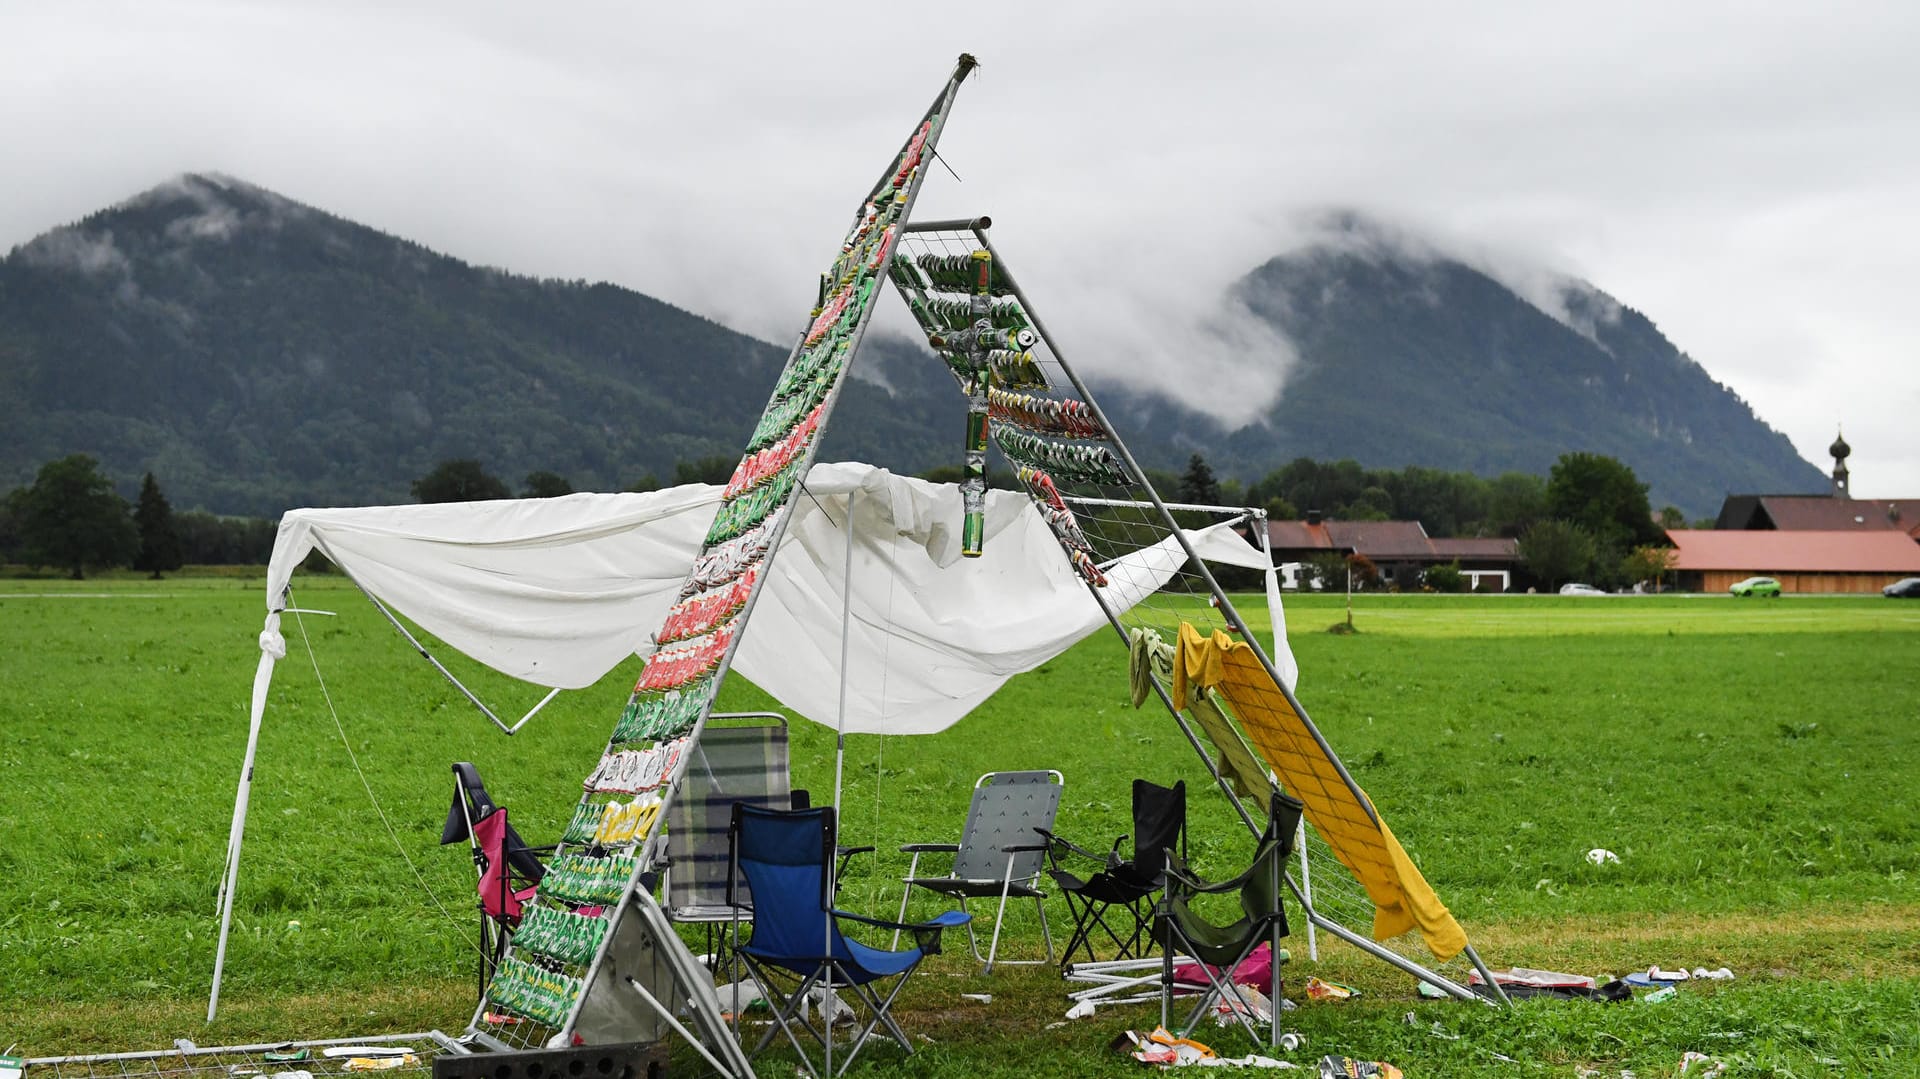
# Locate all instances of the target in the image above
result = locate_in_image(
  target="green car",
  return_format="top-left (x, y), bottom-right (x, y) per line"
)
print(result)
top-left (1730, 576), bottom-right (1782, 597)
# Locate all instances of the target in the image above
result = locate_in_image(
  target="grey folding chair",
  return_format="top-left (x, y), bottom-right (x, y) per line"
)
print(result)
top-left (893, 770), bottom-right (1063, 970)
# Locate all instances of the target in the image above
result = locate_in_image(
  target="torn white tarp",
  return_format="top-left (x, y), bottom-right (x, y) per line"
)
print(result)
top-left (263, 461), bottom-right (1276, 736)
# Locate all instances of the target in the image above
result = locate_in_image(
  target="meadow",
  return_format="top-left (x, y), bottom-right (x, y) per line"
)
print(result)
top-left (0, 577), bottom-right (1916, 1076)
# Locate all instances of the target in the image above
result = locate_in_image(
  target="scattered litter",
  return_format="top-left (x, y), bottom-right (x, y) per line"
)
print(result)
top-left (0, 1051), bottom-right (21, 1079)
top-left (1472, 967), bottom-right (1594, 990)
top-left (1214, 987), bottom-right (1274, 1025)
top-left (1126, 1028), bottom-right (1300, 1069)
top-left (227, 1069), bottom-right (261, 1077)
top-left (1279, 1033), bottom-right (1304, 1053)
top-left (273, 1072), bottom-right (314, 1079)
top-left (961, 992), bottom-right (993, 1003)
top-left (482, 1011), bottom-right (522, 1025)
top-left (1586, 848), bottom-right (1620, 866)
top-left (342, 1057), bottom-right (417, 1072)
top-left (1046, 1021), bottom-right (1069, 1030)
top-left (1690, 967), bottom-right (1734, 981)
top-left (1304, 977), bottom-right (1359, 1002)
top-left (1315, 1056), bottom-right (1402, 1078)
top-left (1623, 972), bottom-right (1672, 988)
top-left (1642, 986), bottom-right (1677, 1004)
top-left (321, 1048), bottom-right (412, 1059)
top-left (1677, 1052), bottom-right (1727, 1077)
top-left (1403, 1012), bottom-right (1459, 1040)
top-left (1067, 999), bottom-right (1098, 1019)
top-left (1174, 943), bottom-right (1285, 990)
top-left (1648, 967), bottom-right (1690, 982)
top-left (261, 1051), bottom-right (310, 1063)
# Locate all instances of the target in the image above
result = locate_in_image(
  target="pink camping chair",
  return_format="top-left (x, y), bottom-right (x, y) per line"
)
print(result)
top-left (442, 762), bottom-right (554, 1000)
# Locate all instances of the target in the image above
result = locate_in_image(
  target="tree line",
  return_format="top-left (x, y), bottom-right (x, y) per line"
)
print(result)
top-left (0, 454), bottom-right (741, 578)
top-left (3, 450), bottom-right (1687, 590)
top-left (1167, 451), bottom-right (1682, 593)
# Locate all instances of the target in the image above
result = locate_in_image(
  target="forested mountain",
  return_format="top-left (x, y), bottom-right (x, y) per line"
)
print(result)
top-left (1091, 218), bottom-right (1826, 515)
top-left (1, 177), bottom-right (1822, 517)
top-left (0, 175), bottom-right (951, 515)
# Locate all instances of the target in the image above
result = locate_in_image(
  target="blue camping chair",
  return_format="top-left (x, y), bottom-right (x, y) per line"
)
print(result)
top-left (728, 803), bottom-right (969, 1078)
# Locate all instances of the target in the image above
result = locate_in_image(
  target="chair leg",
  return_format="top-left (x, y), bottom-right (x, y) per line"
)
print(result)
top-left (891, 851), bottom-right (923, 950)
top-left (742, 958), bottom-right (831, 1079)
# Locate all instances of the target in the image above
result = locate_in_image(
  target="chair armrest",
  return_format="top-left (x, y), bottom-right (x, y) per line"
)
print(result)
top-left (1036, 828), bottom-right (1103, 863)
top-left (899, 843), bottom-right (960, 853)
top-left (1000, 843), bottom-right (1047, 853)
top-left (1163, 849), bottom-right (1266, 896)
top-left (838, 844), bottom-right (876, 857)
top-left (834, 907), bottom-right (971, 956)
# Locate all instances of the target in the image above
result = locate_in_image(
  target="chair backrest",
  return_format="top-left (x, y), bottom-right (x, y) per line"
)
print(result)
top-left (729, 803), bottom-right (848, 964)
top-left (665, 715), bottom-right (791, 914)
top-left (1128, 778), bottom-right (1187, 878)
top-left (443, 761), bottom-right (547, 886)
top-left (952, 770), bottom-right (1064, 882)
top-left (1241, 791), bottom-right (1305, 923)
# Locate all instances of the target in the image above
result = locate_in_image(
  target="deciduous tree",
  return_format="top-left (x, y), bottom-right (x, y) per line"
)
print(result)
top-left (1517, 518), bottom-right (1598, 590)
top-left (1546, 452), bottom-right (1663, 554)
top-left (523, 470), bottom-right (574, 498)
top-left (13, 454), bottom-right (139, 579)
top-left (412, 459), bottom-right (511, 503)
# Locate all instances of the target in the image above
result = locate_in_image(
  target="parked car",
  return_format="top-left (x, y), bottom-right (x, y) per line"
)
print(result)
top-left (1730, 576), bottom-right (1782, 597)
top-left (1885, 577), bottom-right (1920, 598)
top-left (1559, 582), bottom-right (1606, 596)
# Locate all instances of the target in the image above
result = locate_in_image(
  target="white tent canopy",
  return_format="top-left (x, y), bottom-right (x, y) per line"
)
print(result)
top-left (261, 461), bottom-right (1276, 735)
top-left (214, 462), bottom-right (1285, 1018)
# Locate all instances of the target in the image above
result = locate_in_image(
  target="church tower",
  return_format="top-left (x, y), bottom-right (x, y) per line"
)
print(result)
top-left (1829, 428), bottom-right (1850, 498)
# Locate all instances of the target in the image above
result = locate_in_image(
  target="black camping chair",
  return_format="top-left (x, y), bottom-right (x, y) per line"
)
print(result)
top-left (1155, 790), bottom-right (1304, 1048)
top-left (441, 762), bottom-right (555, 1000)
top-left (1040, 779), bottom-right (1187, 966)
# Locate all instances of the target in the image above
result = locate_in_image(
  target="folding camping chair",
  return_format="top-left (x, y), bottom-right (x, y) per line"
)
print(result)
top-left (663, 714), bottom-right (794, 946)
top-left (441, 762), bottom-right (554, 1000)
top-left (728, 803), bottom-right (969, 1078)
top-left (893, 770), bottom-right (1062, 971)
top-left (1041, 778), bottom-right (1187, 966)
top-left (1156, 790), bottom-right (1304, 1048)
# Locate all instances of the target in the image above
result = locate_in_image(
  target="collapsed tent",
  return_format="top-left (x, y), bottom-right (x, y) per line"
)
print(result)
top-left (214, 463), bottom-right (1280, 1013)
top-left (257, 461), bottom-right (1277, 735)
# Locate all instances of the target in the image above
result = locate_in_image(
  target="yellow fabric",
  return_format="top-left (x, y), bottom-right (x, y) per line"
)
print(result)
top-left (1172, 621), bottom-right (1241, 706)
top-left (1194, 627), bottom-right (1468, 962)
top-left (1138, 626), bottom-right (1269, 805)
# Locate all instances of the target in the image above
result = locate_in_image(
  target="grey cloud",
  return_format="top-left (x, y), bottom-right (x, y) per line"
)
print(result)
top-left (3, 1), bottom-right (1918, 495)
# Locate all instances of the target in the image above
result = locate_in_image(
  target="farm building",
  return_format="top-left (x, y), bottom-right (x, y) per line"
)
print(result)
top-left (1714, 493), bottom-right (1920, 536)
top-left (1713, 432), bottom-right (1920, 539)
top-left (1665, 529), bottom-right (1920, 594)
top-left (1260, 514), bottom-right (1520, 592)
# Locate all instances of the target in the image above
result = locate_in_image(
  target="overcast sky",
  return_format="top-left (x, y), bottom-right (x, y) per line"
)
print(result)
top-left (5, 1), bottom-right (1916, 498)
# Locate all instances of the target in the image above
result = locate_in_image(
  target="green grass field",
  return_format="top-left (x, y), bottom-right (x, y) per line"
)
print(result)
top-left (1, 578), bottom-right (1916, 1075)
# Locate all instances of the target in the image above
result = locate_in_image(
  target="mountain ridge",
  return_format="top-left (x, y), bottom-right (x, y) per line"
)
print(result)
top-left (0, 176), bottom-right (1824, 518)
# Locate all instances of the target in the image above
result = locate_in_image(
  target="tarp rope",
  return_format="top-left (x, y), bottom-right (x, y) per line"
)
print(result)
top-left (289, 599), bottom-right (482, 960)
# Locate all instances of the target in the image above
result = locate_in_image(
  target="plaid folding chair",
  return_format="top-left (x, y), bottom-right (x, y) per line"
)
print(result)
top-left (728, 803), bottom-right (967, 1078)
top-left (893, 770), bottom-right (1063, 970)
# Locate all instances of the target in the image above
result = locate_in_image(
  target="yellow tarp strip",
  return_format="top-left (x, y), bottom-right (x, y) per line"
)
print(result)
top-left (1177, 622), bottom-right (1467, 962)
top-left (1131, 627), bottom-right (1269, 807)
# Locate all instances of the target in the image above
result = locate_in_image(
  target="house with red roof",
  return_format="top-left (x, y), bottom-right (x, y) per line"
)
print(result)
top-left (1666, 529), bottom-right (1920, 594)
top-left (1260, 513), bottom-right (1521, 592)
